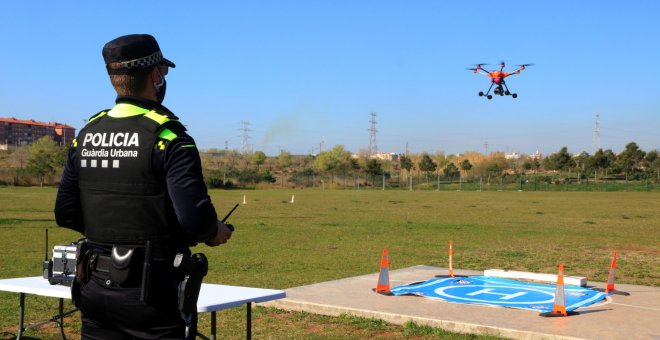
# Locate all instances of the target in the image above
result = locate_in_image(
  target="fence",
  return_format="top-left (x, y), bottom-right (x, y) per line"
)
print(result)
top-left (1, 166), bottom-right (658, 192)
top-left (283, 173), bottom-right (660, 192)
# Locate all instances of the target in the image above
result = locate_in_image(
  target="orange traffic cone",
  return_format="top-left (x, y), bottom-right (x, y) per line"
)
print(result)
top-left (540, 264), bottom-right (577, 317)
top-left (602, 250), bottom-right (630, 296)
top-left (374, 248), bottom-right (393, 295)
top-left (448, 240), bottom-right (455, 278)
top-left (605, 250), bottom-right (617, 293)
top-left (436, 240), bottom-right (463, 278)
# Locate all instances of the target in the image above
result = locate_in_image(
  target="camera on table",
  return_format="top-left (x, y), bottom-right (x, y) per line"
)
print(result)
top-left (41, 229), bottom-right (77, 286)
top-left (43, 244), bottom-right (77, 287)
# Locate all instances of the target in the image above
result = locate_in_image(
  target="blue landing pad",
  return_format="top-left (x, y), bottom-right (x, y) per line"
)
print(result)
top-left (390, 276), bottom-right (606, 313)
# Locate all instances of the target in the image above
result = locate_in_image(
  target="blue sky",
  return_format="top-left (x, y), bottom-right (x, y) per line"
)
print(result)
top-left (1, 1), bottom-right (658, 156)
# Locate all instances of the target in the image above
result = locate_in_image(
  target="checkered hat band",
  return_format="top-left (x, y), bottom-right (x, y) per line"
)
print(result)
top-left (120, 51), bottom-right (163, 69)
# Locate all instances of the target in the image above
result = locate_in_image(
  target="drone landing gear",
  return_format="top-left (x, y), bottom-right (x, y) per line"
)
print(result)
top-left (502, 83), bottom-right (517, 98)
top-left (480, 83), bottom-right (495, 99)
top-left (504, 91), bottom-right (518, 98)
top-left (480, 92), bottom-right (514, 99)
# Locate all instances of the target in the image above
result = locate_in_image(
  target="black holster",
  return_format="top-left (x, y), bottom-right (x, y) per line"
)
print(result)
top-left (72, 239), bottom-right (90, 308)
top-left (174, 253), bottom-right (208, 314)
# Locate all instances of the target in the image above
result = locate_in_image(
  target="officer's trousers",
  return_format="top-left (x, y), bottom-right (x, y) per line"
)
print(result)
top-left (79, 270), bottom-right (188, 340)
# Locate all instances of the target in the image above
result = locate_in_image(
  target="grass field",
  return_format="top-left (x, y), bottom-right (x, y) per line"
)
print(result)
top-left (1, 187), bottom-right (658, 339)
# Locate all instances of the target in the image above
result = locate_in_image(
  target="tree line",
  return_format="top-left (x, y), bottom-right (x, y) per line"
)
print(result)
top-left (0, 136), bottom-right (658, 188)
top-left (199, 142), bottom-right (659, 189)
top-left (0, 136), bottom-right (67, 186)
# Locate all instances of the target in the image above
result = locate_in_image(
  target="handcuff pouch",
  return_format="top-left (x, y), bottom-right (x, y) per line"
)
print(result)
top-left (110, 246), bottom-right (135, 285)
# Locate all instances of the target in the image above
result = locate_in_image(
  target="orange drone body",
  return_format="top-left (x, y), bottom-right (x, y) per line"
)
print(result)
top-left (468, 62), bottom-right (532, 99)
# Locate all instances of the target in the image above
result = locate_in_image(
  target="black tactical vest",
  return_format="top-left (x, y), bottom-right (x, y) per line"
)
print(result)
top-left (75, 109), bottom-right (179, 244)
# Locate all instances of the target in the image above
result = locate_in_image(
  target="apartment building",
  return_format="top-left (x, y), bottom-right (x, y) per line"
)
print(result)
top-left (0, 117), bottom-right (76, 150)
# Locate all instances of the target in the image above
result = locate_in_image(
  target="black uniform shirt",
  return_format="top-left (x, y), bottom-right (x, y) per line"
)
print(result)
top-left (55, 96), bottom-right (218, 249)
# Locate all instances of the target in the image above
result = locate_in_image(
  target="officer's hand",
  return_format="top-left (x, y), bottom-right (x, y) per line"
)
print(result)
top-left (205, 221), bottom-right (233, 247)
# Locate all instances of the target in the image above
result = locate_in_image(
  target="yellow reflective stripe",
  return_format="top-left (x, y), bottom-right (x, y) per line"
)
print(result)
top-left (158, 128), bottom-right (177, 141)
top-left (107, 103), bottom-right (150, 118)
top-left (87, 111), bottom-right (108, 123)
top-left (144, 111), bottom-right (172, 125)
top-left (105, 104), bottom-right (177, 127)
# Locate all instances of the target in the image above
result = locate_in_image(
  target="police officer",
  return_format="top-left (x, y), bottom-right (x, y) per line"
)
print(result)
top-left (55, 34), bottom-right (233, 339)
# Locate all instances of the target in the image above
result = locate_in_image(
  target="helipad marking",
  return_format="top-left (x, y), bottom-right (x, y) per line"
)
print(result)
top-left (434, 285), bottom-right (554, 305)
top-left (390, 276), bottom-right (606, 313)
top-left (466, 288), bottom-right (527, 300)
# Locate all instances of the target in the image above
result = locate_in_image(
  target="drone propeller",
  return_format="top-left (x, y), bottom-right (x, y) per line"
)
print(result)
top-left (516, 63), bottom-right (534, 67)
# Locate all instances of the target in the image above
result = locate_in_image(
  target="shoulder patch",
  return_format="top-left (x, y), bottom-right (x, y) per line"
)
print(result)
top-left (155, 139), bottom-right (168, 151)
top-left (155, 128), bottom-right (180, 150)
top-left (158, 128), bottom-right (178, 141)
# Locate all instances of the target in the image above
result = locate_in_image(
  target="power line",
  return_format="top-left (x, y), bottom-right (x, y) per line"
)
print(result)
top-left (368, 112), bottom-right (378, 156)
top-left (594, 112), bottom-right (601, 152)
top-left (239, 121), bottom-right (251, 154)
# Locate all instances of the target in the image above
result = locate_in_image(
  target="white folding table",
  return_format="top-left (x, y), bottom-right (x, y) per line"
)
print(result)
top-left (0, 276), bottom-right (286, 340)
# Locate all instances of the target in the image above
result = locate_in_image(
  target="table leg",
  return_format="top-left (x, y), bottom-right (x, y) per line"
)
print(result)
top-left (211, 311), bottom-right (216, 340)
top-left (58, 298), bottom-right (66, 340)
top-left (247, 302), bottom-right (251, 340)
top-left (14, 293), bottom-right (77, 340)
top-left (17, 293), bottom-right (25, 340)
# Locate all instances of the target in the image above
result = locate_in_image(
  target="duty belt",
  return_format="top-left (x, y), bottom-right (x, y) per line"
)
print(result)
top-left (92, 254), bottom-right (112, 273)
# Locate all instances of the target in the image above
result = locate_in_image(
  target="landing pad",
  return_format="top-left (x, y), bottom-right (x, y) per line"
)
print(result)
top-left (259, 266), bottom-right (660, 339)
top-left (390, 276), bottom-right (605, 313)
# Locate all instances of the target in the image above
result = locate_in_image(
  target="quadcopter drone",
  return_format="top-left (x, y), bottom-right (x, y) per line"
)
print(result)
top-left (467, 62), bottom-right (533, 99)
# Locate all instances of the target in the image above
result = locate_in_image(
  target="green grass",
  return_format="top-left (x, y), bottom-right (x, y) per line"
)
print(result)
top-left (1, 187), bottom-right (659, 339)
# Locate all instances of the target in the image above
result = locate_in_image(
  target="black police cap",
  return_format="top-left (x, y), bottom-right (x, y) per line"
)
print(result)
top-left (102, 34), bottom-right (175, 75)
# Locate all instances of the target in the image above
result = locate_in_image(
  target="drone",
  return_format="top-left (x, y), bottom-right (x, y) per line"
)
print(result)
top-left (467, 62), bottom-right (533, 99)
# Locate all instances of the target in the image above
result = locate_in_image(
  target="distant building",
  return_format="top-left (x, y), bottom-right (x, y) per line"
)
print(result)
top-left (530, 150), bottom-right (543, 160)
top-left (505, 152), bottom-right (522, 160)
top-left (0, 117), bottom-right (75, 150)
top-left (371, 152), bottom-right (399, 162)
